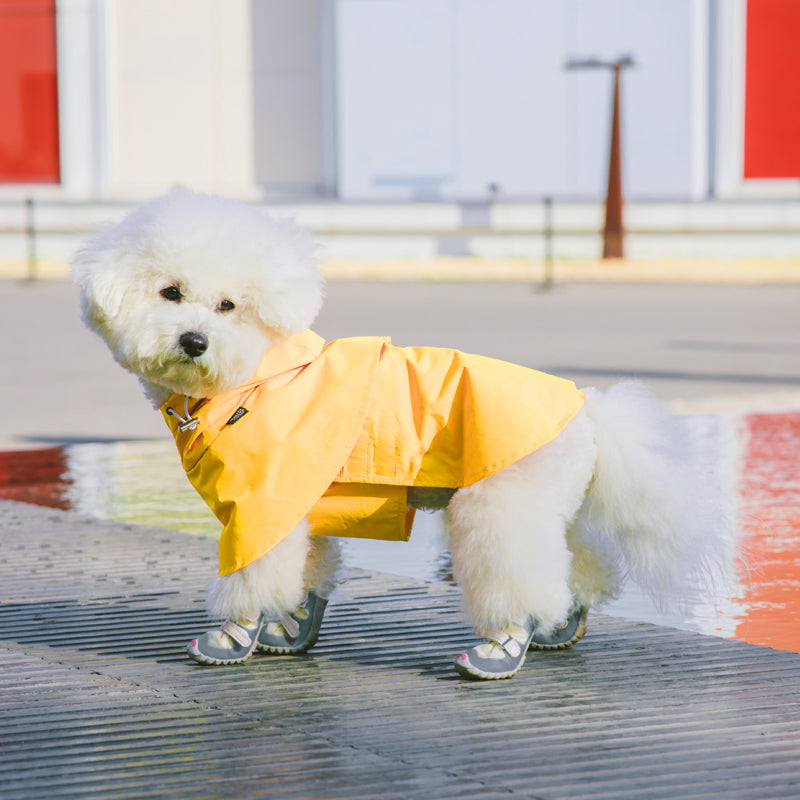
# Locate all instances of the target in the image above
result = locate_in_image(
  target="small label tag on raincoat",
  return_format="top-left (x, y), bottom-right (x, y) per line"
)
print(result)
top-left (226, 407), bottom-right (249, 425)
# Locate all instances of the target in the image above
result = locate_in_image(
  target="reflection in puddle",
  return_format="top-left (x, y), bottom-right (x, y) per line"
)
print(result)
top-left (1, 410), bottom-right (798, 654)
top-left (0, 446), bottom-right (72, 510)
top-left (0, 439), bottom-right (456, 579)
top-left (732, 412), bottom-right (800, 653)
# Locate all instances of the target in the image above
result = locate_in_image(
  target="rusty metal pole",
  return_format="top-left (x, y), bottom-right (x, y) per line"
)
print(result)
top-left (603, 65), bottom-right (624, 258)
top-left (565, 56), bottom-right (633, 261)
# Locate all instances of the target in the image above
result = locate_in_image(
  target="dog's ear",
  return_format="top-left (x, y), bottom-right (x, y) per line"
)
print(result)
top-left (70, 195), bottom-right (167, 332)
top-left (70, 240), bottom-right (132, 333)
top-left (251, 270), bottom-right (326, 338)
top-left (247, 218), bottom-right (326, 337)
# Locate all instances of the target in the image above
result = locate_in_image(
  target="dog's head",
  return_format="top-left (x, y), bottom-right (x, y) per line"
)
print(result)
top-left (71, 188), bottom-right (324, 404)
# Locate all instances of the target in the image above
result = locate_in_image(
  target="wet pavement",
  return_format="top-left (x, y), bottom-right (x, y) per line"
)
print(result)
top-left (2, 498), bottom-right (800, 800)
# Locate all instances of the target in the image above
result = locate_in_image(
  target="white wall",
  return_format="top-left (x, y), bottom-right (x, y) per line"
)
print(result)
top-left (49, 0), bottom-right (794, 202)
top-left (251, 0), bottom-right (324, 195)
top-left (334, 0), bottom-right (710, 201)
top-left (55, 0), bottom-right (111, 197)
top-left (109, 0), bottom-right (256, 197)
top-left (107, 0), bottom-right (324, 198)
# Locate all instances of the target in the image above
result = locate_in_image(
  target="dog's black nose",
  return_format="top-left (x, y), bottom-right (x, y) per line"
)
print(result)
top-left (179, 331), bottom-right (208, 358)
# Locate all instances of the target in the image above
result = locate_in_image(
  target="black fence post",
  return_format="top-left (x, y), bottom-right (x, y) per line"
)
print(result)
top-left (537, 196), bottom-right (554, 292)
top-left (26, 197), bottom-right (37, 282)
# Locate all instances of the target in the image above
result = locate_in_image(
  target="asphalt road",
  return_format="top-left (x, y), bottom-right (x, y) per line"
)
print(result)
top-left (2, 278), bottom-right (799, 449)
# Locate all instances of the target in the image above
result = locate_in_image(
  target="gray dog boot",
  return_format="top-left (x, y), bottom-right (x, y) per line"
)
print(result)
top-left (187, 614), bottom-right (266, 665)
top-left (454, 616), bottom-right (537, 680)
top-left (529, 605), bottom-right (589, 650)
top-left (257, 591), bottom-right (328, 655)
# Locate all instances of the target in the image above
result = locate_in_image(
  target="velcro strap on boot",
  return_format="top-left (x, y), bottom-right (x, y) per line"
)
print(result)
top-left (221, 620), bottom-right (254, 648)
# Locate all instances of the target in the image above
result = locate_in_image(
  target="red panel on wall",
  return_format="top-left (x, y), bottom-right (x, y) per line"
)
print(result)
top-left (0, 0), bottom-right (60, 183)
top-left (744, 0), bottom-right (800, 179)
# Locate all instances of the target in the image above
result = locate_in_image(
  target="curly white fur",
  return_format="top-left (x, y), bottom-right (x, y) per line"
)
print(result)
top-left (206, 521), bottom-right (312, 621)
top-left (446, 409), bottom-right (596, 632)
top-left (204, 523), bottom-right (343, 622)
top-left (579, 383), bottom-right (727, 605)
top-left (71, 188), bottom-right (324, 406)
top-left (448, 383), bottom-right (727, 634)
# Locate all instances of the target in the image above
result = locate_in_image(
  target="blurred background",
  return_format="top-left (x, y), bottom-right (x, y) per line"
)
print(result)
top-left (2, 0), bottom-right (800, 273)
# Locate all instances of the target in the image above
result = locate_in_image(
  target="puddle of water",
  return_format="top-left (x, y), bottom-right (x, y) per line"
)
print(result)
top-left (731, 412), bottom-right (800, 653)
top-left (1, 411), bottom-right (798, 654)
top-left (0, 446), bottom-right (72, 510)
top-left (0, 439), bottom-right (454, 580)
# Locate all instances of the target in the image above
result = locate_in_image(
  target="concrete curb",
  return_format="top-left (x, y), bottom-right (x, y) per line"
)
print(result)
top-left (321, 256), bottom-right (800, 283)
top-left (5, 256), bottom-right (800, 283)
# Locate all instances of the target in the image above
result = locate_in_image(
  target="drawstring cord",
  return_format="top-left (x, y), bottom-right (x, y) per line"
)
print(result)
top-left (165, 396), bottom-right (199, 432)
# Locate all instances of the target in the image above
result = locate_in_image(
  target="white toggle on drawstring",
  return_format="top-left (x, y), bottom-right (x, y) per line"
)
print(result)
top-left (165, 396), bottom-right (199, 432)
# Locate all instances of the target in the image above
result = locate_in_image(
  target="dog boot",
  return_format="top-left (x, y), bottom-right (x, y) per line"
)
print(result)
top-left (257, 591), bottom-right (328, 655)
top-left (529, 605), bottom-right (589, 651)
top-left (454, 616), bottom-right (537, 680)
top-left (186, 614), bottom-right (265, 666)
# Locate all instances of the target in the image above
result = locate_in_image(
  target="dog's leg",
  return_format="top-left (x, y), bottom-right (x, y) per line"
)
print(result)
top-left (447, 411), bottom-right (596, 679)
top-left (255, 534), bottom-right (342, 656)
top-left (566, 500), bottom-right (625, 610)
top-left (581, 382), bottom-right (729, 606)
top-left (187, 521), bottom-right (311, 665)
top-left (303, 535), bottom-right (342, 599)
top-left (206, 520), bottom-right (312, 621)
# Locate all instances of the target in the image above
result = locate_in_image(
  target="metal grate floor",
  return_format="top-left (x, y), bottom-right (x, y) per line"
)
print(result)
top-left (2, 499), bottom-right (800, 800)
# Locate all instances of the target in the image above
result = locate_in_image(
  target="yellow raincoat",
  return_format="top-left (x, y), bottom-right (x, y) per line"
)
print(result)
top-left (161, 331), bottom-right (584, 576)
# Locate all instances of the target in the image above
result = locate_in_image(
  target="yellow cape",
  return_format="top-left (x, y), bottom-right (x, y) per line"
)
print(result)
top-left (162, 331), bottom-right (584, 576)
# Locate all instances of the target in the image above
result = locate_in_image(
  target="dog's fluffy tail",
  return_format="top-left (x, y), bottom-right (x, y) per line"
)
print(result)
top-left (580, 382), bottom-right (730, 608)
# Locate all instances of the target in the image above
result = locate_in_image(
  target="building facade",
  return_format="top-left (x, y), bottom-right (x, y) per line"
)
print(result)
top-left (1, 0), bottom-right (798, 202)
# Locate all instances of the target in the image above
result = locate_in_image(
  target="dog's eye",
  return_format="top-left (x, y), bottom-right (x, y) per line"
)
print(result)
top-left (160, 286), bottom-right (183, 302)
top-left (218, 299), bottom-right (235, 312)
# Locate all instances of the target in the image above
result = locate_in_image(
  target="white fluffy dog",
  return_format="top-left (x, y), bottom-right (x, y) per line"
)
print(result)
top-left (72, 188), bottom-right (725, 680)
